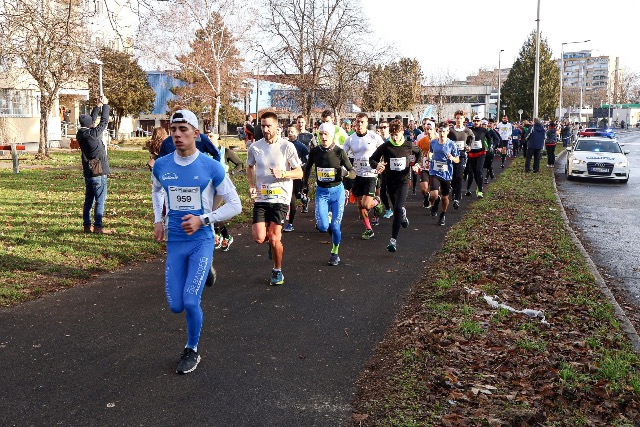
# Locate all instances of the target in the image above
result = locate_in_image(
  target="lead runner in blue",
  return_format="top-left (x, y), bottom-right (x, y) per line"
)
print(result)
top-left (151, 109), bottom-right (242, 374)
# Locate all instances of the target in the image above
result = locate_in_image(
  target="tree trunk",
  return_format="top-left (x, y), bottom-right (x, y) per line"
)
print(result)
top-left (213, 66), bottom-right (221, 130)
top-left (38, 101), bottom-right (50, 156)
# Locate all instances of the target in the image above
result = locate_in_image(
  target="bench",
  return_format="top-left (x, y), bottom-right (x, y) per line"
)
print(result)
top-left (0, 144), bottom-right (27, 173)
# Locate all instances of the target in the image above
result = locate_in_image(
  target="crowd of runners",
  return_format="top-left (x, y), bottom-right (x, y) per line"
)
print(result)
top-left (145, 106), bottom-right (563, 374)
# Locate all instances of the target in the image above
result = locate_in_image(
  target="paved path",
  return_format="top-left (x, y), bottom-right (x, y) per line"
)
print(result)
top-left (0, 166), bottom-right (507, 426)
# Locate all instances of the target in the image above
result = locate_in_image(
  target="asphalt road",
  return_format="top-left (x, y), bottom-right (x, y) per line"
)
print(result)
top-left (555, 128), bottom-right (640, 300)
top-left (0, 164), bottom-right (507, 427)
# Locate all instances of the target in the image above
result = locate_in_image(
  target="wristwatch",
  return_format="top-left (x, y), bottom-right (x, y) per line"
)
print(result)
top-left (203, 216), bottom-right (211, 226)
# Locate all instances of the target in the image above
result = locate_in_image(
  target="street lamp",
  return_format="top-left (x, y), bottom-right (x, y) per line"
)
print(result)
top-left (533, 0), bottom-right (541, 119)
top-left (497, 49), bottom-right (504, 119)
top-left (559, 39), bottom-right (590, 120)
top-left (90, 58), bottom-right (104, 97)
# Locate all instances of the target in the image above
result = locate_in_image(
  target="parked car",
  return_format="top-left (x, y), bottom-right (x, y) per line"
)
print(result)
top-left (565, 137), bottom-right (630, 183)
top-left (578, 128), bottom-right (616, 138)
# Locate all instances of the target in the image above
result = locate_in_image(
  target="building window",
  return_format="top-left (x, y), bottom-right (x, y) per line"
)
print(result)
top-left (0, 89), bottom-right (33, 117)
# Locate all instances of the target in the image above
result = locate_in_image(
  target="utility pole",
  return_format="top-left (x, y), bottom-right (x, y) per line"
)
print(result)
top-left (533, 0), bottom-right (541, 119)
top-left (497, 49), bottom-right (504, 119)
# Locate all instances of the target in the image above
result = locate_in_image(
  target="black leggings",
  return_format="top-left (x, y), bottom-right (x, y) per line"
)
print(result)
top-left (546, 145), bottom-right (556, 165)
top-left (466, 155), bottom-right (485, 193)
top-left (451, 159), bottom-right (465, 201)
top-left (387, 181), bottom-right (409, 239)
top-left (379, 173), bottom-right (390, 210)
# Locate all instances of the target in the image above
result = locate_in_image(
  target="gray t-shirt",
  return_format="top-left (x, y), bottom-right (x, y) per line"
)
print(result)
top-left (247, 137), bottom-right (302, 204)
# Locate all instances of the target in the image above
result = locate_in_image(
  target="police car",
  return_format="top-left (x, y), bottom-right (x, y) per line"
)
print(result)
top-left (565, 136), bottom-right (630, 183)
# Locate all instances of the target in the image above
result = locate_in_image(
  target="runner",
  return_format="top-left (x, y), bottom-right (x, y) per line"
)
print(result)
top-left (416, 120), bottom-right (437, 208)
top-left (466, 118), bottom-right (490, 196)
top-left (207, 129), bottom-right (244, 252)
top-left (303, 123), bottom-right (355, 265)
top-left (511, 123), bottom-right (523, 158)
top-left (151, 109), bottom-right (242, 374)
top-left (283, 124), bottom-right (309, 232)
top-left (343, 113), bottom-right (385, 240)
top-left (447, 110), bottom-right (474, 209)
top-left (429, 122), bottom-right (460, 226)
top-left (247, 112), bottom-right (304, 286)
top-left (369, 119), bottom-right (421, 253)
top-left (496, 115), bottom-right (513, 168)
top-left (376, 121), bottom-right (393, 219)
top-left (296, 115), bottom-right (314, 212)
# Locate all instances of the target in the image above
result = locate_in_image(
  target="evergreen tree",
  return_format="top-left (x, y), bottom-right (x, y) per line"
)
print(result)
top-left (501, 31), bottom-right (559, 120)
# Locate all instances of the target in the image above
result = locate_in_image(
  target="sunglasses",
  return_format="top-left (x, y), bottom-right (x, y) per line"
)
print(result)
top-left (473, 120), bottom-right (480, 122)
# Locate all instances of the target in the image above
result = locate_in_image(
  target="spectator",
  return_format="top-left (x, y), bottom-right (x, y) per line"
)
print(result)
top-left (144, 126), bottom-right (168, 170)
top-left (545, 122), bottom-right (558, 167)
top-left (524, 118), bottom-right (546, 173)
top-left (78, 96), bottom-right (111, 234)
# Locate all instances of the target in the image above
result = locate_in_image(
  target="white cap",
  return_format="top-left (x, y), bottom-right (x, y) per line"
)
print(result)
top-left (318, 123), bottom-right (335, 137)
top-left (170, 110), bottom-right (198, 129)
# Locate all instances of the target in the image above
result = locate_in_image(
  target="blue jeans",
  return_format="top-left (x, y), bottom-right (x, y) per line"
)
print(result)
top-left (83, 175), bottom-right (107, 228)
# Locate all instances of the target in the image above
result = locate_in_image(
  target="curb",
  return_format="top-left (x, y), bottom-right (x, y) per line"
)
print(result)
top-left (552, 149), bottom-right (640, 354)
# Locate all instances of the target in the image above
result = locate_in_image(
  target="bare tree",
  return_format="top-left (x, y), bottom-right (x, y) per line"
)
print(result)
top-left (0, 0), bottom-right (90, 157)
top-left (137, 0), bottom-right (249, 129)
top-left (423, 69), bottom-right (456, 122)
top-left (466, 67), bottom-right (498, 88)
top-left (255, 0), bottom-right (369, 121)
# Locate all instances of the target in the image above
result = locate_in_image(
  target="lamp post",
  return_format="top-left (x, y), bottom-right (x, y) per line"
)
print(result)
top-left (90, 58), bottom-right (104, 97)
top-left (533, 0), bottom-right (541, 119)
top-left (497, 49), bottom-right (504, 119)
top-left (518, 109), bottom-right (523, 122)
top-left (559, 39), bottom-right (589, 120)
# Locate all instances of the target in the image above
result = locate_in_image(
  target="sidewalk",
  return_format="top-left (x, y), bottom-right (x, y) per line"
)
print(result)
top-left (0, 167), bottom-right (507, 426)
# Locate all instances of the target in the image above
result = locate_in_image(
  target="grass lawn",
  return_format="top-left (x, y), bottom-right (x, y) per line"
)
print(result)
top-left (349, 157), bottom-right (640, 426)
top-left (0, 148), bottom-right (251, 306)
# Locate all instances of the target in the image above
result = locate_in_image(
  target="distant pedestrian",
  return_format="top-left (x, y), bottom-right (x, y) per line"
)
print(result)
top-left (77, 96), bottom-right (110, 234)
top-left (524, 118), bottom-right (546, 173)
top-left (545, 122), bottom-right (558, 167)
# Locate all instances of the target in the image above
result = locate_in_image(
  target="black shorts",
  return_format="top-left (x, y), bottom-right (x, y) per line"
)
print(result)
top-left (500, 140), bottom-right (509, 148)
top-left (252, 202), bottom-right (289, 226)
top-left (428, 175), bottom-right (451, 196)
top-left (351, 176), bottom-right (377, 197)
top-left (292, 179), bottom-right (303, 200)
top-left (420, 170), bottom-right (430, 182)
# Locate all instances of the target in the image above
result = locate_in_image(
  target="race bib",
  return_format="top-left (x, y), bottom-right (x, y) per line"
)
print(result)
top-left (455, 141), bottom-right (465, 150)
top-left (317, 167), bottom-right (336, 182)
top-left (432, 160), bottom-right (447, 172)
top-left (353, 158), bottom-right (369, 170)
top-left (260, 183), bottom-right (283, 198)
top-left (512, 135), bottom-right (519, 140)
top-left (471, 140), bottom-right (483, 150)
top-left (389, 157), bottom-right (406, 171)
top-left (422, 155), bottom-right (430, 168)
top-left (168, 186), bottom-right (201, 211)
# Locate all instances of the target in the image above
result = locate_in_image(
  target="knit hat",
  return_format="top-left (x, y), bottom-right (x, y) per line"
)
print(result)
top-left (79, 114), bottom-right (94, 128)
top-left (318, 123), bottom-right (335, 137)
top-left (170, 109), bottom-right (198, 129)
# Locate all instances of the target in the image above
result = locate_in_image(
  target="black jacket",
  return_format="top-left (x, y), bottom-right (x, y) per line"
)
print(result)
top-left (78, 105), bottom-right (110, 177)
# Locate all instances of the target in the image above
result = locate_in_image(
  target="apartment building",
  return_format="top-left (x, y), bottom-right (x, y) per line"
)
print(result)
top-left (559, 50), bottom-right (615, 94)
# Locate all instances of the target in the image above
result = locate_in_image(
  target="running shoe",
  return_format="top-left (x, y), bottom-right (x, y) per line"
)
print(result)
top-left (476, 191), bottom-right (484, 198)
top-left (176, 348), bottom-right (200, 374)
top-left (283, 224), bottom-right (294, 232)
top-left (301, 195), bottom-right (309, 213)
top-left (328, 253), bottom-right (340, 266)
top-left (373, 196), bottom-right (385, 217)
top-left (214, 234), bottom-right (223, 249)
top-left (464, 190), bottom-right (472, 197)
top-left (400, 207), bottom-right (409, 228)
top-left (205, 265), bottom-right (216, 287)
top-left (438, 213), bottom-right (446, 226)
top-left (371, 216), bottom-right (379, 226)
top-left (431, 196), bottom-right (441, 217)
top-left (362, 229), bottom-right (375, 240)
top-left (501, 164), bottom-right (505, 168)
top-left (221, 236), bottom-right (234, 251)
top-left (383, 209), bottom-right (393, 219)
top-left (387, 238), bottom-right (397, 253)
top-left (270, 269), bottom-right (284, 286)
top-left (453, 200), bottom-right (460, 210)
